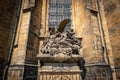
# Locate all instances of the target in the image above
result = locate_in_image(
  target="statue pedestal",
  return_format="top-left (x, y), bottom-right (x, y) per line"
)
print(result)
top-left (38, 63), bottom-right (82, 80)
top-left (37, 54), bottom-right (83, 63)
top-left (37, 54), bottom-right (83, 80)
top-left (38, 28), bottom-right (83, 80)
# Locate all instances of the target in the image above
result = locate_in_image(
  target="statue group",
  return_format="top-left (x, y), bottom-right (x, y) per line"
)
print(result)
top-left (41, 19), bottom-right (82, 59)
top-left (38, 19), bottom-right (83, 80)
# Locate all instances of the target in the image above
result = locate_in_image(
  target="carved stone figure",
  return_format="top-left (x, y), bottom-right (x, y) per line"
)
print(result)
top-left (40, 19), bottom-right (82, 62)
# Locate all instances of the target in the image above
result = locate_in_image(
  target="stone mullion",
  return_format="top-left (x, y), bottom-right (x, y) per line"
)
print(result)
top-left (71, 0), bottom-right (76, 32)
top-left (40, 0), bottom-right (48, 37)
top-left (39, 0), bottom-right (48, 55)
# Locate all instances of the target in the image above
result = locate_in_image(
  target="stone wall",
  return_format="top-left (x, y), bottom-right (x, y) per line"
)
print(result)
top-left (103, 0), bottom-right (120, 79)
top-left (0, 0), bottom-right (119, 80)
top-left (71, 0), bottom-right (104, 64)
top-left (38, 0), bottom-right (110, 65)
top-left (8, 0), bottom-right (41, 80)
top-left (26, 0), bottom-right (41, 63)
top-left (24, 0), bottom-right (41, 79)
top-left (0, 0), bottom-right (17, 79)
top-left (0, 0), bottom-right (16, 64)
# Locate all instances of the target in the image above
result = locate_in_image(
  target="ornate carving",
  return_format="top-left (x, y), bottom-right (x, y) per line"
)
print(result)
top-left (40, 19), bottom-right (82, 62)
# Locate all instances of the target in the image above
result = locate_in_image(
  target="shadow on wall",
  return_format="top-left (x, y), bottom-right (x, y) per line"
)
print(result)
top-left (78, 58), bottom-right (86, 80)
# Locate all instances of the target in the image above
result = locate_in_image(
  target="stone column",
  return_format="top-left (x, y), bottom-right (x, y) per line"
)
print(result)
top-left (8, 0), bottom-right (33, 80)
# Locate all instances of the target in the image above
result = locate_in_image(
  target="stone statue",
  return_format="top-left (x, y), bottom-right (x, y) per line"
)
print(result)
top-left (40, 19), bottom-right (82, 62)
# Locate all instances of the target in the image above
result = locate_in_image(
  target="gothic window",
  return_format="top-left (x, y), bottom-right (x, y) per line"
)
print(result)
top-left (48, 0), bottom-right (71, 29)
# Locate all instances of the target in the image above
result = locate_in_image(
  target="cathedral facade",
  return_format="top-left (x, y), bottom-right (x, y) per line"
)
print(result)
top-left (0, 0), bottom-right (120, 80)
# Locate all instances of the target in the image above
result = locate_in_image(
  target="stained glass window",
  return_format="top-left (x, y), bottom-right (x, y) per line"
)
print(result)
top-left (48, 0), bottom-right (71, 29)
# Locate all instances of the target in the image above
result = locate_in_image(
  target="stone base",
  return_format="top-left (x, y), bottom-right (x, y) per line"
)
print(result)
top-left (85, 63), bottom-right (113, 80)
top-left (7, 65), bottom-right (24, 80)
top-left (38, 63), bottom-right (82, 80)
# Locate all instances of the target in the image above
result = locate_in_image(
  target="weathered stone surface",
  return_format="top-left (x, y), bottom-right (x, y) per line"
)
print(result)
top-left (0, 0), bottom-right (16, 63)
top-left (0, 0), bottom-right (17, 79)
top-left (102, 0), bottom-right (120, 79)
top-left (0, 0), bottom-right (120, 80)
